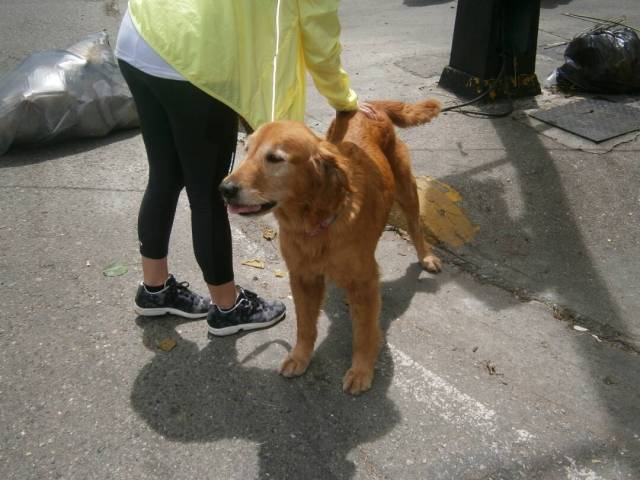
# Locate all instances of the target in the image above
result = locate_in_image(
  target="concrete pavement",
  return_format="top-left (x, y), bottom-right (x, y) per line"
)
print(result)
top-left (1, 0), bottom-right (639, 479)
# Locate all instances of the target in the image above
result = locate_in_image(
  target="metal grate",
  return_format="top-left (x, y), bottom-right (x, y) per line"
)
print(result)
top-left (529, 99), bottom-right (640, 143)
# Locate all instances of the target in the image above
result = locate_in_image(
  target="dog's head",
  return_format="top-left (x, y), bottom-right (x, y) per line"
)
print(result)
top-left (220, 121), bottom-right (344, 217)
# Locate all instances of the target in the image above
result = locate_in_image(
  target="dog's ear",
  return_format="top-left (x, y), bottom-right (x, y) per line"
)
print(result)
top-left (310, 141), bottom-right (336, 173)
top-left (310, 141), bottom-right (349, 196)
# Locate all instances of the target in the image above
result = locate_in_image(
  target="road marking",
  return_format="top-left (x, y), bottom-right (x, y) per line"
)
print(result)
top-left (389, 343), bottom-right (496, 431)
top-left (564, 457), bottom-right (604, 480)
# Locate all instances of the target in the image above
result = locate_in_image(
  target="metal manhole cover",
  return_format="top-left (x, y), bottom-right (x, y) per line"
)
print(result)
top-left (529, 99), bottom-right (640, 143)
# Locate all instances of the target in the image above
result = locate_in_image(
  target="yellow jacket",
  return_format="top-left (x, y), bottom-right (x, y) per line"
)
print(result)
top-left (128, 0), bottom-right (358, 129)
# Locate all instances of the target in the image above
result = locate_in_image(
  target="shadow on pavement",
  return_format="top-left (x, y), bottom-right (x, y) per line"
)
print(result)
top-left (0, 128), bottom-right (139, 168)
top-left (441, 114), bottom-right (640, 474)
top-left (444, 115), bottom-right (632, 340)
top-left (541, 0), bottom-right (575, 9)
top-left (130, 263), bottom-right (435, 478)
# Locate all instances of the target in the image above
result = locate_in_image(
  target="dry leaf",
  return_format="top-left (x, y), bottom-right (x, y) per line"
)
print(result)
top-left (158, 338), bottom-right (177, 352)
top-left (262, 228), bottom-right (277, 241)
top-left (482, 360), bottom-right (503, 376)
top-left (484, 361), bottom-right (497, 375)
top-left (274, 270), bottom-right (286, 278)
top-left (242, 259), bottom-right (265, 269)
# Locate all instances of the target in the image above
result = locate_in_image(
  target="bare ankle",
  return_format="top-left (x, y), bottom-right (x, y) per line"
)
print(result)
top-left (208, 281), bottom-right (238, 309)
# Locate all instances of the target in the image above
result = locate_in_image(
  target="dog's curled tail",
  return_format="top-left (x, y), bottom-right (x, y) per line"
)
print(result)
top-left (372, 99), bottom-right (442, 128)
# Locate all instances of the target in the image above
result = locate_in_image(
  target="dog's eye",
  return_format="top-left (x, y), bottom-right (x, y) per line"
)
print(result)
top-left (266, 152), bottom-right (284, 164)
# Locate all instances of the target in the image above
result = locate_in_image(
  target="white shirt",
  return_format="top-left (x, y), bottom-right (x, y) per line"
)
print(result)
top-left (114, 8), bottom-right (185, 81)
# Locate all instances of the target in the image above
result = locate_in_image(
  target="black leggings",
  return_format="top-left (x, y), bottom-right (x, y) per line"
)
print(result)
top-left (119, 60), bottom-right (238, 286)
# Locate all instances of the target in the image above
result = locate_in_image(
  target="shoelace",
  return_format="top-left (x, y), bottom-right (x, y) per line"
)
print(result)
top-left (173, 281), bottom-right (199, 303)
top-left (238, 288), bottom-right (261, 312)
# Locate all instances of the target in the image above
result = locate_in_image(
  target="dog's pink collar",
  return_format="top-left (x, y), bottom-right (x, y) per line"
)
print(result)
top-left (308, 213), bottom-right (338, 237)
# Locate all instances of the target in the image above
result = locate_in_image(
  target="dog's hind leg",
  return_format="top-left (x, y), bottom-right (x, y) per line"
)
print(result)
top-left (389, 139), bottom-right (442, 273)
top-left (280, 273), bottom-right (325, 378)
top-left (342, 273), bottom-right (383, 395)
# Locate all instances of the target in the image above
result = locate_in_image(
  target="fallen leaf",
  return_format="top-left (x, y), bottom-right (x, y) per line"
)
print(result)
top-left (482, 360), bottom-right (503, 376)
top-left (573, 325), bottom-right (589, 332)
top-left (158, 338), bottom-right (177, 352)
top-left (103, 262), bottom-right (128, 277)
top-left (262, 228), bottom-right (277, 241)
top-left (484, 361), bottom-right (497, 375)
top-left (274, 270), bottom-right (286, 278)
top-left (242, 259), bottom-right (265, 269)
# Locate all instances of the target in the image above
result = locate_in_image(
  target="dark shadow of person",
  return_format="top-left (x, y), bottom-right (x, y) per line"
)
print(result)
top-left (130, 261), bottom-right (438, 479)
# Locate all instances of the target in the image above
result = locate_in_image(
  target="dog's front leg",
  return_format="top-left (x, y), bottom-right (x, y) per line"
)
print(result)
top-left (343, 279), bottom-right (382, 395)
top-left (280, 273), bottom-right (325, 378)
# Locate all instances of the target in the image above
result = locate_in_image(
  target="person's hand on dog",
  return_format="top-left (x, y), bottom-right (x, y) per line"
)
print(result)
top-left (357, 101), bottom-right (378, 120)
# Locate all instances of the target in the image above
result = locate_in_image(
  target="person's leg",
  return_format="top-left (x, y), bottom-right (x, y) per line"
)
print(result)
top-left (119, 61), bottom-right (210, 318)
top-left (141, 257), bottom-right (170, 287)
top-left (151, 80), bottom-right (238, 307)
top-left (149, 80), bottom-right (285, 334)
top-left (119, 60), bottom-right (183, 285)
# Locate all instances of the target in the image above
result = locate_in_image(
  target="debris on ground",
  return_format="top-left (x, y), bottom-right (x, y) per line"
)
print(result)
top-left (482, 360), bottom-right (501, 376)
top-left (262, 227), bottom-right (277, 241)
top-left (546, 14), bottom-right (640, 94)
top-left (102, 262), bottom-right (128, 277)
top-left (573, 325), bottom-right (589, 332)
top-left (242, 259), bottom-right (266, 269)
top-left (274, 270), bottom-right (286, 278)
top-left (158, 338), bottom-right (177, 352)
top-left (0, 32), bottom-right (138, 156)
top-left (603, 375), bottom-right (618, 385)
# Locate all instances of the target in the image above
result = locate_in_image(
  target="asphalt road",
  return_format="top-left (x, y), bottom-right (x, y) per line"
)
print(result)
top-left (1, 1), bottom-right (639, 479)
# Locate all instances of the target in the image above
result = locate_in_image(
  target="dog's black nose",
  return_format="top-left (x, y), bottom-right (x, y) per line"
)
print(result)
top-left (219, 181), bottom-right (240, 200)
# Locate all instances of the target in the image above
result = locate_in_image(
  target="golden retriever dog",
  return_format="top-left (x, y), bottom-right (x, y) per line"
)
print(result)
top-left (219, 99), bottom-right (442, 395)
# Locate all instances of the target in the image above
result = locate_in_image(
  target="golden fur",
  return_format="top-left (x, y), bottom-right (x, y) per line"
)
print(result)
top-left (221, 99), bottom-right (442, 394)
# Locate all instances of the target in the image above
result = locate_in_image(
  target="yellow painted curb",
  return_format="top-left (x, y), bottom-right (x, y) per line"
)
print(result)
top-left (388, 176), bottom-right (479, 247)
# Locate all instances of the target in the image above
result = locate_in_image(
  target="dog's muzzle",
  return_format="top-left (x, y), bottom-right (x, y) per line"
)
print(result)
top-left (219, 180), bottom-right (240, 202)
top-left (219, 180), bottom-right (277, 215)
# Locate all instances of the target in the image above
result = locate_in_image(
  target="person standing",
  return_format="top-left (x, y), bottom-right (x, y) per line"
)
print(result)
top-left (115, 0), bottom-right (372, 336)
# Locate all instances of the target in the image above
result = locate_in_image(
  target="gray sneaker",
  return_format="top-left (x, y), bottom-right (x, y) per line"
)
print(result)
top-left (134, 275), bottom-right (211, 319)
top-left (207, 287), bottom-right (286, 336)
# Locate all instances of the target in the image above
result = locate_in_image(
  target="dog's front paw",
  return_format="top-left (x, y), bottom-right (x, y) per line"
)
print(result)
top-left (342, 368), bottom-right (374, 395)
top-left (280, 354), bottom-right (310, 378)
top-left (421, 254), bottom-right (442, 273)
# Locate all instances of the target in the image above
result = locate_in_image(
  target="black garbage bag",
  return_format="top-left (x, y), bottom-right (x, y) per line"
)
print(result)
top-left (0, 31), bottom-right (139, 156)
top-left (556, 27), bottom-right (640, 94)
